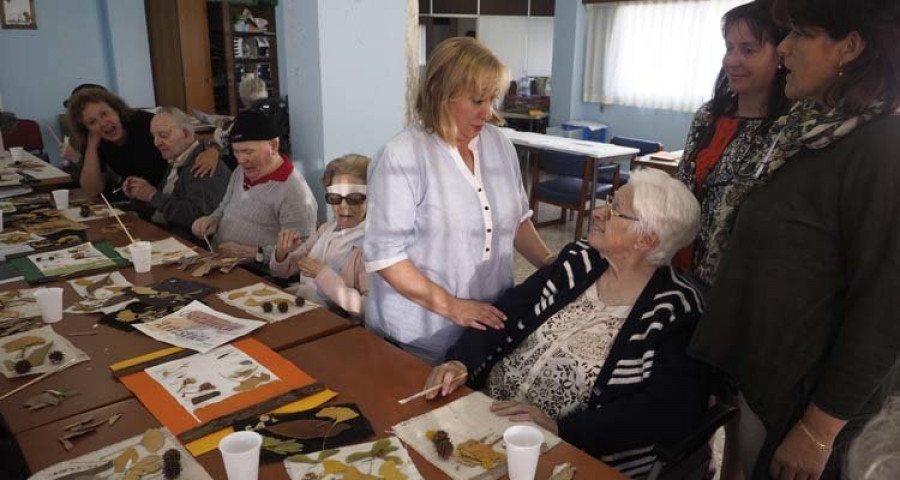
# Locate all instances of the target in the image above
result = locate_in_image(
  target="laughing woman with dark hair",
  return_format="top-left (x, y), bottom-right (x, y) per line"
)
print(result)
top-left (688, 0), bottom-right (900, 478)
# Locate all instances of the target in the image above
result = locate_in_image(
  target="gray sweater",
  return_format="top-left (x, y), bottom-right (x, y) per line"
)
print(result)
top-left (210, 163), bottom-right (317, 262)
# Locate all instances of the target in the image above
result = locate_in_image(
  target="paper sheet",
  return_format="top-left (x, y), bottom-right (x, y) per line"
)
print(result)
top-left (65, 272), bottom-right (136, 314)
top-left (115, 237), bottom-right (198, 266)
top-left (133, 301), bottom-right (264, 353)
top-left (217, 282), bottom-right (320, 323)
top-left (284, 436), bottom-right (424, 480)
top-left (25, 242), bottom-right (115, 277)
top-left (0, 325), bottom-right (89, 378)
top-left (59, 204), bottom-right (125, 222)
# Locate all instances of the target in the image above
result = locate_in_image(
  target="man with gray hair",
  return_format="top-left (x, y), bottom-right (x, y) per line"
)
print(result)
top-left (122, 107), bottom-right (231, 240)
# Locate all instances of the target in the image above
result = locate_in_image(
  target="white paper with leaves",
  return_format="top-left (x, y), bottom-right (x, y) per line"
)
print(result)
top-left (284, 436), bottom-right (424, 480)
top-left (0, 230), bottom-right (43, 257)
top-left (145, 343), bottom-right (279, 416)
top-left (26, 242), bottom-right (115, 278)
top-left (27, 427), bottom-right (213, 480)
top-left (0, 288), bottom-right (42, 321)
top-left (0, 325), bottom-right (89, 378)
top-left (133, 301), bottom-right (264, 353)
top-left (392, 392), bottom-right (562, 480)
top-left (114, 237), bottom-right (198, 266)
top-left (65, 272), bottom-right (136, 314)
top-left (59, 204), bottom-right (125, 222)
top-left (217, 281), bottom-right (320, 323)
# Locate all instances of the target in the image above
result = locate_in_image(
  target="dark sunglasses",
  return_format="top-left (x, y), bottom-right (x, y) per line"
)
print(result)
top-left (325, 193), bottom-right (367, 206)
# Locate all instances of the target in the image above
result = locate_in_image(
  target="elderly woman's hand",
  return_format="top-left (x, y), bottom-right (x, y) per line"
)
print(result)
top-left (298, 256), bottom-right (326, 277)
top-left (448, 298), bottom-right (506, 331)
top-left (191, 216), bottom-right (218, 238)
top-left (490, 401), bottom-right (558, 435)
top-left (275, 229), bottom-right (301, 262)
top-left (191, 148), bottom-right (219, 178)
top-left (424, 361), bottom-right (468, 400)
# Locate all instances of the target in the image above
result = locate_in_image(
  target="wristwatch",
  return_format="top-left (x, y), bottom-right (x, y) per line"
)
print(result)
top-left (255, 246), bottom-right (265, 264)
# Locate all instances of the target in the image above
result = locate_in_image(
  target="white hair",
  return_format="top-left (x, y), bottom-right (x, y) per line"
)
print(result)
top-left (239, 74), bottom-right (268, 105)
top-left (628, 168), bottom-right (700, 266)
top-left (848, 397), bottom-right (900, 480)
top-left (154, 106), bottom-right (194, 135)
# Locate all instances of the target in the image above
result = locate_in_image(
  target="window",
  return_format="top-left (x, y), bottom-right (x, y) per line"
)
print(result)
top-left (583, 0), bottom-right (744, 112)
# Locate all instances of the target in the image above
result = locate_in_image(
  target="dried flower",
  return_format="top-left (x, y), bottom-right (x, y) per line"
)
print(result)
top-left (162, 448), bottom-right (182, 479)
top-left (48, 350), bottom-right (64, 365)
top-left (14, 359), bottom-right (32, 375)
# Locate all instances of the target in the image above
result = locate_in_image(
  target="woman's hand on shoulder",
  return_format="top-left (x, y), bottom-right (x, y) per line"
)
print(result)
top-left (191, 148), bottom-right (219, 178)
top-left (275, 229), bottom-right (301, 262)
top-left (448, 298), bottom-right (506, 331)
top-left (490, 401), bottom-right (558, 435)
top-left (424, 361), bottom-right (468, 400)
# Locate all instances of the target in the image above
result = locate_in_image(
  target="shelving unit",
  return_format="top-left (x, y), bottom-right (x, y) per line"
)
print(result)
top-left (207, 1), bottom-right (280, 115)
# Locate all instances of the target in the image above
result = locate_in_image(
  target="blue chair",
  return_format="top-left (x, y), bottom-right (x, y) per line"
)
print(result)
top-left (529, 150), bottom-right (620, 241)
top-left (610, 135), bottom-right (664, 156)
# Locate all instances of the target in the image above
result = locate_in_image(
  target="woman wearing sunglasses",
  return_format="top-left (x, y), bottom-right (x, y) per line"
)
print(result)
top-left (270, 154), bottom-right (371, 319)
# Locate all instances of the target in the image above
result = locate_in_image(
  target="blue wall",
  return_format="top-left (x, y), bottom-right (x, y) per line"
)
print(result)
top-left (550, 0), bottom-right (696, 150)
top-left (0, 0), bottom-right (154, 164)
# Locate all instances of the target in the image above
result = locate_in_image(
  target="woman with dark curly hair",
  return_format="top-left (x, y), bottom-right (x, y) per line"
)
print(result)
top-left (688, 0), bottom-right (900, 478)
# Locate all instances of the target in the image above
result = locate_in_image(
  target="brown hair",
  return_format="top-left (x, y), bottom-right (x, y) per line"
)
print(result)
top-left (414, 37), bottom-right (509, 144)
top-left (65, 88), bottom-right (134, 146)
top-left (322, 154), bottom-right (371, 187)
top-left (773, 0), bottom-right (900, 112)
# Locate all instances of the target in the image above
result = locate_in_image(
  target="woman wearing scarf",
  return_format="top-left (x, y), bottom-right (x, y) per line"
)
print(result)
top-left (270, 154), bottom-right (370, 319)
top-left (688, 0), bottom-right (900, 479)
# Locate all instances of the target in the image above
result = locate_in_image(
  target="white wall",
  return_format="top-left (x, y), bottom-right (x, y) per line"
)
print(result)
top-left (477, 16), bottom-right (554, 79)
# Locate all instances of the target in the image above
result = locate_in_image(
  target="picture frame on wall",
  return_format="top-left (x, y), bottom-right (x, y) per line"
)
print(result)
top-left (1, 0), bottom-right (37, 30)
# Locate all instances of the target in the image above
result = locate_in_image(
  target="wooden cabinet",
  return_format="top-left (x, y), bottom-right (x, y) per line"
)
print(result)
top-left (144, 0), bottom-right (215, 113)
top-left (421, 0), bottom-right (554, 17)
top-left (208, 1), bottom-right (280, 115)
top-left (481, 0), bottom-right (528, 16)
top-left (432, 0), bottom-right (478, 16)
top-left (531, 0), bottom-right (555, 16)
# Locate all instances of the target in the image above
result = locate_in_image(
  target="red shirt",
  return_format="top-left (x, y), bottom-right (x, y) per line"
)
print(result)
top-left (242, 153), bottom-right (294, 190)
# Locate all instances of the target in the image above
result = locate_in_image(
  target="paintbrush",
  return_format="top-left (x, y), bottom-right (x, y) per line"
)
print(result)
top-left (397, 372), bottom-right (467, 405)
top-left (44, 124), bottom-right (63, 146)
top-left (203, 235), bottom-right (215, 253)
top-left (0, 358), bottom-right (82, 401)
top-left (99, 193), bottom-right (136, 244)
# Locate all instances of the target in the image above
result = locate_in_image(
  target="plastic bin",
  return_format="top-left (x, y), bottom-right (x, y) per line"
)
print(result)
top-left (562, 120), bottom-right (608, 143)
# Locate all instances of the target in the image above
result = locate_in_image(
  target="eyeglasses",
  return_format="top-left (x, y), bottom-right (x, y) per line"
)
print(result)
top-left (325, 193), bottom-right (367, 206)
top-left (603, 194), bottom-right (640, 222)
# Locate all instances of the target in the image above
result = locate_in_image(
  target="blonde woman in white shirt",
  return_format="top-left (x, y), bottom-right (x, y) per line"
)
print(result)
top-left (365, 38), bottom-right (552, 364)
top-left (271, 154), bottom-right (370, 319)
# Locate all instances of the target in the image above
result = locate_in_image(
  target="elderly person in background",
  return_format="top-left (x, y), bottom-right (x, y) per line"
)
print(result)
top-left (121, 107), bottom-right (231, 241)
top-left (688, 0), bottom-right (900, 478)
top-left (271, 154), bottom-right (370, 319)
top-left (66, 88), bottom-right (218, 198)
top-left (365, 37), bottom-right (552, 364)
top-left (424, 169), bottom-right (710, 478)
top-left (192, 110), bottom-right (317, 267)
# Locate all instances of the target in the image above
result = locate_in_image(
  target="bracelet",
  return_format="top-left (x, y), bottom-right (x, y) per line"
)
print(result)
top-left (798, 420), bottom-right (832, 452)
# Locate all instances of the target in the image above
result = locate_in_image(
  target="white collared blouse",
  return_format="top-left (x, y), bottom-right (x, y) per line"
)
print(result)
top-left (364, 124), bottom-right (531, 364)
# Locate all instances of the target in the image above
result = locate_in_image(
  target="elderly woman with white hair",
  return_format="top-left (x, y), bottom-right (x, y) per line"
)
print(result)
top-left (423, 168), bottom-right (711, 478)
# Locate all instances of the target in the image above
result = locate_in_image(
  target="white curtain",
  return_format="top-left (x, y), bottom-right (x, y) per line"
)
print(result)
top-left (583, 0), bottom-right (745, 112)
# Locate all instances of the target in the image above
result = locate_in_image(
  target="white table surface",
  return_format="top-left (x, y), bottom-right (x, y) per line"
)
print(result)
top-left (501, 127), bottom-right (639, 160)
top-left (0, 150), bottom-right (69, 182)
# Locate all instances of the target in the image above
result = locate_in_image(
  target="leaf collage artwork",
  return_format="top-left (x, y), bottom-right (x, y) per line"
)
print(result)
top-left (132, 300), bottom-right (264, 353)
top-left (25, 242), bottom-right (117, 278)
top-left (233, 403), bottom-right (374, 462)
top-left (0, 326), bottom-right (89, 378)
top-left (217, 282), bottom-right (320, 323)
top-left (0, 230), bottom-right (44, 257)
top-left (65, 272), bottom-right (136, 314)
top-left (100, 278), bottom-right (218, 330)
top-left (114, 237), bottom-right (199, 267)
top-left (59, 203), bottom-right (125, 222)
top-left (144, 344), bottom-right (280, 416)
top-left (28, 427), bottom-right (213, 480)
top-left (177, 252), bottom-right (247, 278)
top-left (0, 288), bottom-right (42, 322)
top-left (284, 436), bottom-right (424, 480)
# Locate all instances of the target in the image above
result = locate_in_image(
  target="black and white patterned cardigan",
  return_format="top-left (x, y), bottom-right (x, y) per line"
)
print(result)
top-left (445, 241), bottom-right (711, 479)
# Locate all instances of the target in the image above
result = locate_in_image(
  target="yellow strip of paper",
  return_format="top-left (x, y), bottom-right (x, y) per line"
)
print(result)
top-left (109, 347), bottom-right (185, 373)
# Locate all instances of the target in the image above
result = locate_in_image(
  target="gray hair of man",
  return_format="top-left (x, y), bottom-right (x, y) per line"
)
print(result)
top-left (239, 74), bottom-right (268, 106)
top-left (626, 168), bottom-right (700, 266)
top-left (847, 396), bottom-right (900, 480)
top-left (154, 106), bottom-right (195, 136)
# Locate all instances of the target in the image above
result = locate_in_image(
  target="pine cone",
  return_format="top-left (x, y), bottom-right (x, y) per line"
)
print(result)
top-left (277, 301), bottom-right (289, 313)
top-left (48, 350), bottom-right (64, 365)
top-left (294, 296), bottom-right (305, 307)
top-left (162, 448), bottom-right (182, 479)
top-left (431, 430), bottom-right (453, 460)
top-left (262, 301), bottom-right (273, 313)
top-left (13, 359), bottom-right (32, 375)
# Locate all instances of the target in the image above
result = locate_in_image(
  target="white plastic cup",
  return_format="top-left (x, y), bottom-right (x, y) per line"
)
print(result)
top-left (9, 146), bottom-right (24, 162)
top-left (51, 189), bottom-right (70, 210)
top-left (219, 431), bottom-right (262, 480)
top-left (34, 287), bottom-right (64, 323)
top-left (128, 241), bottom-right (153, 273)
top-left (504, 425), bottom-right (544, 480)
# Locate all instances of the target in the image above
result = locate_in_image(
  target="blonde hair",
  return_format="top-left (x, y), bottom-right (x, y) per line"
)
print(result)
top-left (415, 37), bottom-right (509, 144)
top-left (322, 154), bottom-right (371, 187)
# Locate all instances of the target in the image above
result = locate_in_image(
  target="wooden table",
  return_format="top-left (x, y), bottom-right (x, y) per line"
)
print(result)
top-left (16, 328), bottom-right (629, 479)
top-left (631, 153), bottom-right (683, 176)
top-left (0, 214), bottom-right (351, 434)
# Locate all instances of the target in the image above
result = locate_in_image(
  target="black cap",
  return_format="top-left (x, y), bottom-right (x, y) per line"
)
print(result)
top-left (63, 83), bottom-right (107, 108)
top-left (228, 110), bottom-right (278, 143)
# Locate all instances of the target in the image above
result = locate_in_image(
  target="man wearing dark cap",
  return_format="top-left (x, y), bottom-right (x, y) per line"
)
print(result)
top-left (192, 110), bottom-right (317, 266)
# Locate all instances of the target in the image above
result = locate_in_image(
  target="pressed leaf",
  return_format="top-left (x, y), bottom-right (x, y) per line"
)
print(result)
top-left (267, 419), bottom-right (350, 440)
top-left (228, 290), bottom-right (247, 300)
top-left (318, 449), bottom-right (340, 460)
top-left (316, 406), bottom-right (359, 424)
top-left (140, 428), bottom-right (166, 453)
top-left (3, 335), bottom-right (45, 353)
top-left (262, 436), bottom-right (303, 455)
top-left (25, 340), bottom-right (54, 367)
top-left (130, 287), bottom-right (158, 296)
top-left (113, 447), bottom-right (139, 472)
top-left (116, 310), bottom-right (137, 322)
top-left (345, 451), bottom-right (373, 463)
top-left (86, 275), bottom-right (113, 297)
top-left (380, 458), bottom-right (409, 480)
top-left (233, 372), bottom-right (271, 392)
top-left (252, 287), bottom-right (278, 296)
top-left (370, 439), bottom-right (393, 458)
top-left (286, 453), bottom-right (317, 464)
top-left (322, 459), bottom-right (348, 475)
top-left (343, 465), bottom-right (380, 480)
top-left (244, 298), bottom-right (263, 307)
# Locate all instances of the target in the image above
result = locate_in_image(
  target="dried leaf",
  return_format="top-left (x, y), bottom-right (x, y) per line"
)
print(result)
top-left (549, 462), bottom-right (577, 480)
top-left (252, 287), bottom-right (278, 297)
top-left (454, 439), bottom-right (504, 469)
top-left (25, 340), bottom-right (54, 367)
top-left (228, 290), bottom-right (248, 300)
top-left (322, 460), bottom-right (348, 475)
top-left (229, 367), bottom-right (256, 379)
top-left (113, 447), bottom-right (139, 472)
top-left (244, 298), bottom-right (263, 307)
top-left (316, 406), bottom-right (359, 424)
top-left (140, 428), bottom-right (166, 453)
top-left (24, 392), bottom-right (60, 411)
top-left (380, 458), bottom-right (408, 480)
top-left (233, 372), bottom-right (270, 392)
top-left (343, 465), bottom-right (380, 480)
top-left (286, 454), bottom-right (318, 464)
top-left (266, 419), bottom-right (350, 440)
top-left (371, 439), bottom-right (395, 458)
top-left (131, 287), bottom-right (157, 295)
top-left (3, 335), bottom-right (45, 353)
top-left (345, 451), bottom-right (373, 463)
top-left (108, 413), bottom-right (122, 425)
top-left (262, 436), bottom-right (304, 454)
top-left (318, 449), bottom-right (340, 461)
top-left (116, 309), bottom-right (137, 323)
top-left (191, 391), bottom-right (220, 405)
top-left (86, 274), bottom-right (114, 297)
